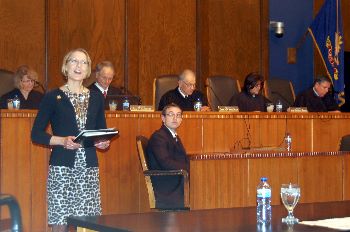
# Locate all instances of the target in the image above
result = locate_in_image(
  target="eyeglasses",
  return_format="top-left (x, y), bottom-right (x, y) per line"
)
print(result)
top-left (182, 81), bottom-right (196, 89)
top-left (165, 113), bottom-right (182, 119)
top-left (68, 58), bottom-right (89, 66)
top-left (21, 79), bottom-right (35, 84)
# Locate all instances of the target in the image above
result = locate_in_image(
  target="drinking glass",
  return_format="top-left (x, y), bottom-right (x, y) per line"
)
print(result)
top-left (266, 103), bottom-right (274, 112)
top-left (7, 99), bottom-right (13, 109)
top-left (280, 183), bottom-right (300, 224)
top-left (109, 100), bottom-right (117, 111)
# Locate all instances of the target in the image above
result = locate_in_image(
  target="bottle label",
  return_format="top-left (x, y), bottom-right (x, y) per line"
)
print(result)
top-left (257, 189), bottom-right (271, 198)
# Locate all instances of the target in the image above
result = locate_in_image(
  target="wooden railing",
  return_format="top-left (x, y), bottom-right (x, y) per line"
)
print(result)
top-left (1, 110), bottom-right (350, 231)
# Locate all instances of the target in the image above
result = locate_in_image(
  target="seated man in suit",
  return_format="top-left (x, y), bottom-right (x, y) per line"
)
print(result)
top-left (293, 76), bottom-right (340, 112)
top-left (158, 69), bottom-right (210, 111)
top-left (146, 103), bottom-right (189, 208)
top-left (88, 61), bottom-right (131, 96)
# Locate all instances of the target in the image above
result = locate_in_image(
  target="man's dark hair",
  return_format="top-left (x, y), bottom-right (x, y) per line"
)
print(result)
top-left (313, 76), bottom-right (332, 86)
top-left (161, 103), bottom-right (182, 116)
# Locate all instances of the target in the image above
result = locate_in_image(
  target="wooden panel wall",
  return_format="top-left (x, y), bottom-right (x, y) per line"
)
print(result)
top-left (47, 0), bottom-right (267, 105)
top-left (205, 0), bottom-right (268, 80)
top-left (0, 0), bottom-right (45, 83)
top-left (47, 0), bottom-right (126, 89)
top-left (1, 0), bottom-right (349, 103)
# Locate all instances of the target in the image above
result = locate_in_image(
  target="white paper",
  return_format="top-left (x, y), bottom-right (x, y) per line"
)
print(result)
top-left (300, 217), bottom-right (350, 231)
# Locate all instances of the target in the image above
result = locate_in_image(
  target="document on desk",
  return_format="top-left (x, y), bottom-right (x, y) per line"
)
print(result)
top-left (74, 128), bottom-right (118, 147)
top-left (300, 217), bottom-right (350, 231)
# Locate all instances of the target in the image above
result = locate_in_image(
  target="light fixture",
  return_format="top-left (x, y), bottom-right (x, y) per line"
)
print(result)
top-left (270, 21), bottom-right (284, 38)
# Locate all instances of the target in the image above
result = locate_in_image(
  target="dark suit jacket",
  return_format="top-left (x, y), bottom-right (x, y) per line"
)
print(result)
top-left (31, 88), bottom-right (107, 167)
top-left (146, 125), bottom-right (189, 208)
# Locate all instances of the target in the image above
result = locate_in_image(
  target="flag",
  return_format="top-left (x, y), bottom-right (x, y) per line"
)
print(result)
top-left (308, 0), bottom-right (344, 104)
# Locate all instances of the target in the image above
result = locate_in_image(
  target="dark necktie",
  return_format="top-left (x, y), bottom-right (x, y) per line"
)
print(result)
top-left (174, 134), bottom-right (178, 142)
top-left (103, 90), bottom-right (107, 98)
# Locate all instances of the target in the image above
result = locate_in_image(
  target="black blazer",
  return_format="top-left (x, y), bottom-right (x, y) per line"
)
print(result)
top-left (146, 125), bottom-right (189, 208)
top-left (31, 88), bottom-right (107, 167)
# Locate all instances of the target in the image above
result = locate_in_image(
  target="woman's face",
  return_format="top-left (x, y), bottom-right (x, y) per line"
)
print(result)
top-left (20, 75), bottom-right (35, 92)
top-left (65, 51), bottom-right (89, 81)
top-left (249, 81), bottom-right (262, 96)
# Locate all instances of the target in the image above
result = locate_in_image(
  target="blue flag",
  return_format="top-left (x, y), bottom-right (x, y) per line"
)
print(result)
top-left (308, 0), bottom-right (344, 104)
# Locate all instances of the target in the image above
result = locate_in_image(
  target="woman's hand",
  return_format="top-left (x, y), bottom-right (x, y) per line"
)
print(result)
top-left (95, 140), bottom-right (110, 150)
top-left (200, 106), bottom-right (211, 112)
top-left (63, 136), bottom-right (81, 150)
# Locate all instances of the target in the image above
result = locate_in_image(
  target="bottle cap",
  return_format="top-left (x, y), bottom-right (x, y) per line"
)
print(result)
top-left (260, 177), bottom-right (267, 182)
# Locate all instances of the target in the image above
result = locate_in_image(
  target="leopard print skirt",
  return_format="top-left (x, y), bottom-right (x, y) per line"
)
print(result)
top-left (47, 148), bottom-right (101, 225)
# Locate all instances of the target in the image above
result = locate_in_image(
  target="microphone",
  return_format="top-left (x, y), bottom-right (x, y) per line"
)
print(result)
top-left (205, 84), bottom-right (224, 108)
top-left (271, 91), bottom-right (292, 106)
top-left (34, 80), bottom-right (46, 93)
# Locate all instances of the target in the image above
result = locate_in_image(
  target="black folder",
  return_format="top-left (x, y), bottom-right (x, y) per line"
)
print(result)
top-left (73, 128), bottom-right (119, 147)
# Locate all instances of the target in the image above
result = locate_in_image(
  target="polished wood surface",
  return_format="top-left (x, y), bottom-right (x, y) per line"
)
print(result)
top-left (190, 151), bottom-right (348, 209)
top-left (1, 1), bottom-right (350, 101)
top-left (2, 110), bottom-right (350, 231)
top-left (0, 1), bottom-right (269, 104)
top-left (0, 0), bottom-right (45, 83)
top-left (68, 200), bottom-right (350, 232)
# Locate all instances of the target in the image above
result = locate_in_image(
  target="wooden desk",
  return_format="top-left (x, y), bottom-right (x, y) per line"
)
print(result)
top-left (1, 110), bottom-right (350, 232)
top-left (190, 151), bottom-right (350, 209)
top-left (67, 200), bottom-right (350, 232)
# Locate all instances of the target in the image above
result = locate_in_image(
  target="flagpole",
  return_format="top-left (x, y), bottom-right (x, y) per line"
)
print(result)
top-left (295, 30), bottom-right (309, 50)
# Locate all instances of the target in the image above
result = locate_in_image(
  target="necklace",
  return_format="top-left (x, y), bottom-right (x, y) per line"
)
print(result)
top-left (65, 84), bottom-right (85, 94)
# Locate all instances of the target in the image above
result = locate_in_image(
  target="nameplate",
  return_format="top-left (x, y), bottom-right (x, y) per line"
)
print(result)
top-left (289, 107), bottom-right (308, 113)
top-left (130, 105), bottom-right (154, 112)
top-left (218, 106), bottom-right (239, 112)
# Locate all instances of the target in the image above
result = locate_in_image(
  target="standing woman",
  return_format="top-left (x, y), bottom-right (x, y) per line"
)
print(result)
top-left (31, 48), bottom-right (110, 232)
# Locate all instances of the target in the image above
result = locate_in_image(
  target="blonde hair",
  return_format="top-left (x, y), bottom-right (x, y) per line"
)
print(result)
top-left (14, 65), bottom-right (38, 89)
top-left (61, 48), bottom-right (92, 78)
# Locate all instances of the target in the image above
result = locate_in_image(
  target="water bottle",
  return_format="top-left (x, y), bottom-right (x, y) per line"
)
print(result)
top-left (257, 177), bottom-right (272, 224)
top-left (285, 133), bottom-right (292, 151)
top-left (122, 97), bottom-right (130, 111)
top-left (276, 100), bottom-right (283, 112)
top-left (194, 98), bottom-right (202, 111)
top-left (12, 95), bottom-right (21, 109)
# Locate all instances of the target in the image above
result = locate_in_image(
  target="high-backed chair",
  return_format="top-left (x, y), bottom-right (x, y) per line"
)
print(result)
top-left (136, 136), bottom-right (190, 210)
top-left (0, 69), bottom-right (14, 97)
top-left (265, 78), bottom-right (295, 111)
top-left (206, 75), bottom-right (241, 111)
top-left (0, 194), bottom-right (22, 232)
top-left (153, 75), bottom-right (179, 110)
top-left (339, 135), bottom-right (350, 151)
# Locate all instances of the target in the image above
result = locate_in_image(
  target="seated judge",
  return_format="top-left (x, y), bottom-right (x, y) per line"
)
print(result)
top-left (0, 65), bottom-right (43, 109)
top-left (88, 61), bottom-right (130, 97)
top-left (158, 69), bottom-right (210, 111)
top-left (229, 72), bottom-right (271, 112)
top-left (293, 76), bottom-right (340, 112)
top-left (146, 103), bottom-right (189, 208)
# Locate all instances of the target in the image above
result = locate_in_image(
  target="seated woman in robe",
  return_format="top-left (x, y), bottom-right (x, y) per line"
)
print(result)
top-left (229, 72), bottom-right (271, 112)
top-left (0, 65), bottom-right (43, 109)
